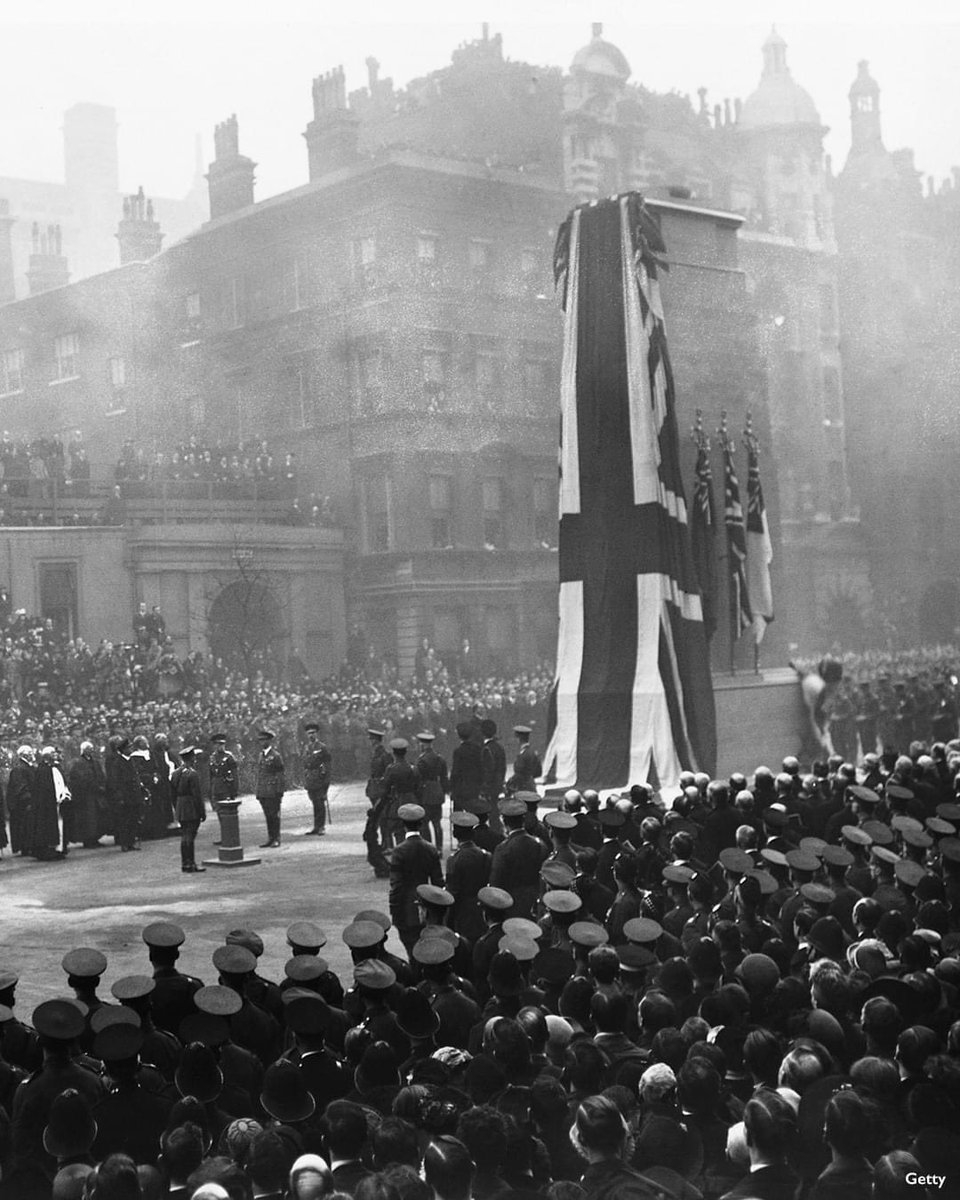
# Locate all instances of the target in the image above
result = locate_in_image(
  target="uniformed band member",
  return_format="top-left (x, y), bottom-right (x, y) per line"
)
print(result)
top-left (300, 721), bottom-right (332, 837)
top-left (208, 732), bottom-right (238, 847)
top-left (254, 728), bottom-right (286, 849)
top-left (171, 746), bottom-right (205, 873)
top-left (364, 727), bottom-right (391, 878)
top-left (415, 731), bottom-right (448, 851)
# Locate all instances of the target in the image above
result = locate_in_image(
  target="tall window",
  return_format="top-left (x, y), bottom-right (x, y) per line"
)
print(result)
top-left (1, 347), bottom-right (23, 395)
top-left (482, 477), bottom-right (504, 549)
top-left (39, 562), bottom-right (79, 640)
top-left (109, 356), bottom-right (126, 389)
top-left (417, 234), bottom-right (440, 287)
top-left (422, 351), bottom-right (447, 411)
top-left (363, 476), bottom-right (392, 553)
top-left (429, 475), bottom-right (453, 548)
top-left (53, 333), bottom-right (80, 381)
top-left (533, 477), bottom-right (555, 546)
top-left (353, 236), bottom-right (376, 288)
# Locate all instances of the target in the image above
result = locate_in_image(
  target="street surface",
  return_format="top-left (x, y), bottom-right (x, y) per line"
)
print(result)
top-left (0, 782), bottom-right (414, 1015)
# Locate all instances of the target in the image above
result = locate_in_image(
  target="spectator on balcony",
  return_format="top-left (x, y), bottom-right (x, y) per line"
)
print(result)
top-left (28, 447), bottom-right (49, 501)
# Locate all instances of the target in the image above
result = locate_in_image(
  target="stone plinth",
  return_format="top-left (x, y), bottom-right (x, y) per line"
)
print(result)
top-left (203, 800), bottom-right (261, 868)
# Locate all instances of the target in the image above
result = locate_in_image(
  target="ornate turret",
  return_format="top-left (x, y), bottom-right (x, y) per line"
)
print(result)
top-left (740, 28), bottom-right (821, 129)
top-left (848, 60), bottom-right (883, 155)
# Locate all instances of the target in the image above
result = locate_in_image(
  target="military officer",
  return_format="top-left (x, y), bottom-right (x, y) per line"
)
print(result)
top-left (489, 797), bottom-right (547, 918)
top-left (208, 732), bottom-right (239, 848)
top-left (300, 721), bottom-right (332, 837)
top-left (255, 728), bottom-right (286, 849)
top-left (445, 812), bottom-right (492, 942)
top-left (388, 804), bottom-right (443, 956)
top-left (506, 725), bottom-right (541, 794)
top-left (415, 731), bottom-right (448, 851)
top-left (364, 728), bottom-right (391, 878)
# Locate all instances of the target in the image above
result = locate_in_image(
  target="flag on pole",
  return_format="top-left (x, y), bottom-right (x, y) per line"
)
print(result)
top-left (691, 443), bottom-right (718, 642)
top-left (722, 440), bottom-right (753, 641)
top-left (746, 440), bottom-right (774, 644)
top-left (542, 193), bottom-right (717, 791)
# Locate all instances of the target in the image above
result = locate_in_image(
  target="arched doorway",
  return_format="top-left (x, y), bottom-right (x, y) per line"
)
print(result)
top-left (208, 578), bottom-right (285, 677)
top-left (919, 580), bottom-right (960, 645)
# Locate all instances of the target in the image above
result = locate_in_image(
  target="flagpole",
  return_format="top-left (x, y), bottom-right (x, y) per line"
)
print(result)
top-left (745, 412), bottom-right (761, 677)
top-left (717, 411), bottom-right (736, 676)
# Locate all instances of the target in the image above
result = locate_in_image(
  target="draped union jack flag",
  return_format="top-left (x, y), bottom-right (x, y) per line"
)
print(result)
top-left (723, 440), bottom-right (753, 642)
top-left (542, 194), bottom-right (717, 790)
top-left (746, 440), bottom-right (774, 644)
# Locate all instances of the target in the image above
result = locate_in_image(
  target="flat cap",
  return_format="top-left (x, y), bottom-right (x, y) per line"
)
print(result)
top-left (90, 1005), bottom-right (140, 1034)
top-left (800, 883), bottom-right (836, 906)
top-left (841, 824), bottom-right (872, 847)
top-left (569, 922), bottom-right (610, 948)
top-left (902, 827), bottom-right (933, 850)
top-left (503, 917), bottom-right (542, 942)
top-left (226, 929), bottom-right (265, 957)
top-left (513, 725), bottom-right (531, 735)
top-left (761, 848), bottom-right (788, 868)
top-left (284, 955), bottom-right (329, 983)
top-left (849, 786), bottom-right (880, 805)
top-left (870, 845), bottom-right (900, 866)
top-left (541, 861), bottom-right (576, 887)
top-left (799, 837), bottom-right (827, 858)
top-left (862, 820), bottom-right (894, 846)
top-left (821, 845), bottom-right (854, 868)
top-left (542, 890), bottom-right (582, 914)
top-left (617, 944), bottom-right (657, 971)
top-left (142, 922), bottom-right (185, 948)
top-left (452, 812), bottom-right (479, 829)
top-left (544, 811), bottom-right (577, 830)
top-left (663, 863), bottom-right (696, 885)
top-left (398, 803), bottom-right (425, 822)
top-left (498, 936), bottom-right (538, 961)
top-left (719, 848), bottom-right (754, 874)
top-left (62, 949), bottom-right (107, 978)
top-left (891, 814), bottom-right (923, 834)
top-left (287, 922), bottom-right (327, 949)
top-left (33, 999), bottom-right (85, 1041)
top-left (93, 1024), bottom-right (143, 1062)
top-left (623, 917), bottom-right (662, 944)
top-left (389, 738), bottom-right (408, 751)
top-left (784, 850), bottom-right (819, 873)
top-left (936, 802), bottom-right (960, 821)
top-left (354, 960), bottom-right (396, 990)
top-left (499, 798), bottom-right (526, 818)
top-left (926, 817), bottom-right (956, 836)
top-left (748, 869), bottom-right (778, 896)
top-left (478, 886), bottom-right (513, 911)
top-left (342, 920), bottom-right (384, 949)
top-left (885, 784), bottom-right (915, 803)
top-left (284, 993), bottom-right (331, 1036)
top-left (110, 975), bottom-right (155, 1002)
top-left (355, 909), bottom-right (391, 931)
top-left (416, 884), bottom-right (454, 907)
top-left (894, 860), bottom-right (927, 888)
top-left (212, 945), bottom-right (257, 975)
top-left (194, 984), bottom-right (243, 1017)
top-left (413, 938), bottom-right (455, 965)
top-left (416, 731), bottom-right (435, 742)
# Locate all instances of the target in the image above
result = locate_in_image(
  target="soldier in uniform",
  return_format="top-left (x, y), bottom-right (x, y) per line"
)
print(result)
top-left (171, 746), bottom-right (205, 873)
top-left (449, 722), bottom-right (483, 814)
top-left (255, 728), bottom-right (286, 849)
top-left (363, 728), bottom-right (391, 878)
top-left (480, 718), bottom-right (507, 830)
top-left (415, 731), bottom-right (448, 852)
top-left (388, 804), bottom-right (443, 955)
top-left (208, 732), bottom-right (239, 847)
top-left (856, 682), bottom-right (880, 759)
top-left (471, 886), bottom-right (514, 1003)
top-left (300, 722), bottom-right (332, 837)
top-left (489, 797), bottom-right (547, 919)
top-left (142, 922), bottom-right (203, 1037)
top-left (445, 812), bottom-right (492, 942)
top-left (506, 725), bottom-right (541, 794)
top-left (381, 739), bottom-right (421, 849)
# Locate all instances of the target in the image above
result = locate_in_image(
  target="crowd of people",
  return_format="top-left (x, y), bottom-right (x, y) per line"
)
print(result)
top-left (0, 722), bottom-right (959, 1198)
top-left (0, 430), bottom-right (340, 528)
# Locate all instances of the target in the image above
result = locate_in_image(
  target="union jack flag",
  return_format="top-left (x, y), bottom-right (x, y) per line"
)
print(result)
top-left (746, 442), bottom-right (774, 643)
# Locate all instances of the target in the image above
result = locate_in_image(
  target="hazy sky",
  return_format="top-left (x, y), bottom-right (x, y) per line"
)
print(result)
top-left (2, 0), bottom-right (958, 202)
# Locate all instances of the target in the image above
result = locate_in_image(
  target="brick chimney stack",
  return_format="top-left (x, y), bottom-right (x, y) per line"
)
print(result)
top-left (26, 222), bottom-right (70, 295)
top-left (206, 115), bottom-right (256, 219)
top-left (116, 185), bottom-right (164, 263)
top-left (0, 199), bottom-right (15, 303)
top-left (304, 66), bottom-right (360, 181)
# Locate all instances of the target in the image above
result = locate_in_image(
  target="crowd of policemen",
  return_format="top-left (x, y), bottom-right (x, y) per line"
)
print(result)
top-left (2, 719), bottom-right (960, 1197)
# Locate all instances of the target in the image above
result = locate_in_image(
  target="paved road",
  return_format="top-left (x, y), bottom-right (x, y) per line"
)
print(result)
top-left (0, 782), bottom-right (422, 1016)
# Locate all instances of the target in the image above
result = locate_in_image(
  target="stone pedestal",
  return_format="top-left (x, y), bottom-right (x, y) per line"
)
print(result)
top-left (203, 800), bottom-right (261, 868)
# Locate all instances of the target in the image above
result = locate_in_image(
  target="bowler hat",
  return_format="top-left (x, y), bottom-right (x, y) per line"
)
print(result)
top-left (42, 1089), bottom-right (98, 1158)
top-left (175, 1042), bottom-right (224, 1102)
top-left (261, 1060), bottom-right (316, 1123)
top-left (396, 988), bottom-right (440, 1039)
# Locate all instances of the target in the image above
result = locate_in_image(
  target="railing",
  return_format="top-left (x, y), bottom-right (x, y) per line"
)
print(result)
top-left (0, 476), bottom-right (338, 528)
